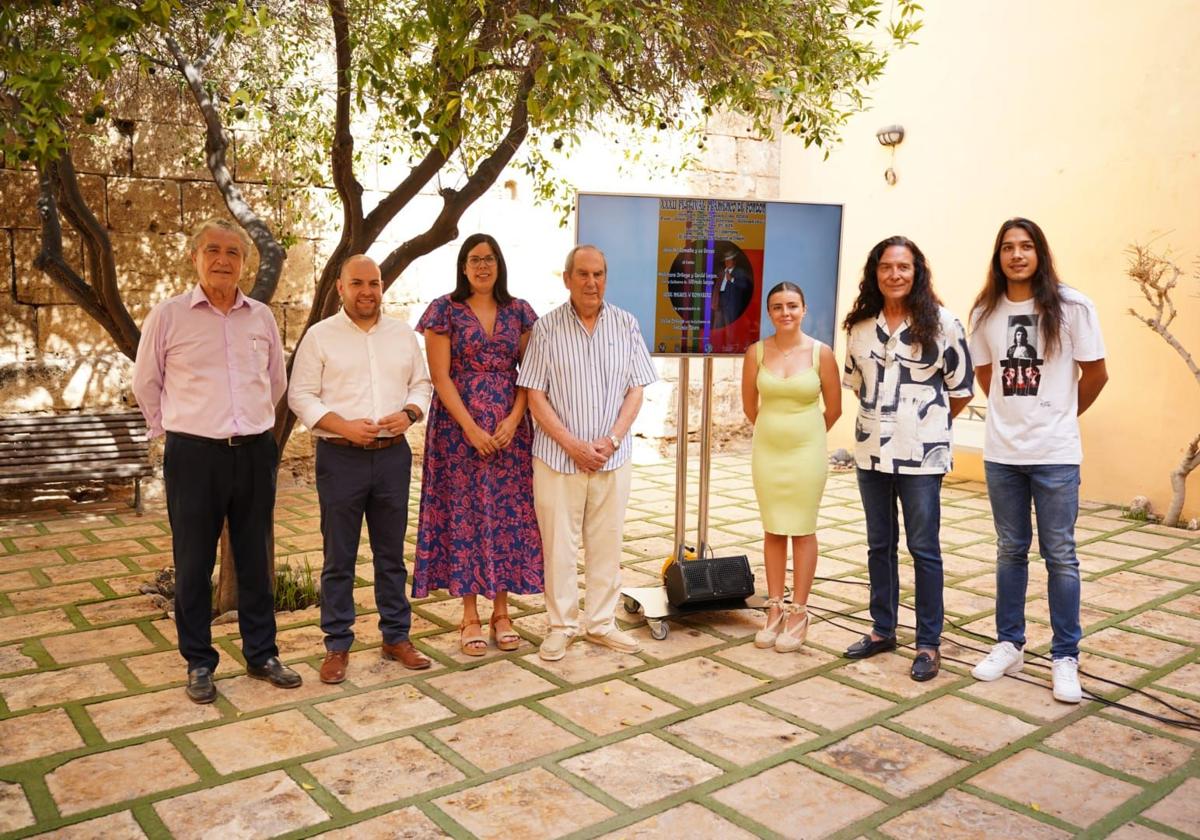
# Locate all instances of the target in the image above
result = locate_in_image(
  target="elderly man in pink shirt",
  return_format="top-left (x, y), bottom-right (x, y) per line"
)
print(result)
top-left (133, 217), bottom-right (300, 704)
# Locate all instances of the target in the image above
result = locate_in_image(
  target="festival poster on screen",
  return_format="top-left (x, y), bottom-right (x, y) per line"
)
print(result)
top-left (654, 198), bottom-right (766, 354)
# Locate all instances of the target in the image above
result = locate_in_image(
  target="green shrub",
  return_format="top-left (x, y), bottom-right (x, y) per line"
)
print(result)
top-left (274, 561), bottom-right (320, 612)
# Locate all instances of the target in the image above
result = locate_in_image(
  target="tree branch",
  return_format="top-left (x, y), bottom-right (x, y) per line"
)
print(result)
top-left (1164, 432), bottom-right (1200, 527)
top-left (377, 70), bottom-right (536, 288)
top-left (167, 33), bottom-right (285, 303)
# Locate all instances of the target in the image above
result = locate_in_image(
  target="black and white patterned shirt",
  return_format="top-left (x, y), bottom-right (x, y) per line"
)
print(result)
top-left (843, 307), bottom-right (974, 474)
top-left (516, 301), bottom-right (657, 474)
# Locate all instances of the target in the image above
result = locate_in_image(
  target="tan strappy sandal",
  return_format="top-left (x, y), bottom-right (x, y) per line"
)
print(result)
top-left (754, 597), bottom-right (786, 648)
top-left (459, 617), bottom-right (487, 656)
top-left (774, 603), bottom-right (809, 653)
top-left (489, 613), bottom-right (521, 652)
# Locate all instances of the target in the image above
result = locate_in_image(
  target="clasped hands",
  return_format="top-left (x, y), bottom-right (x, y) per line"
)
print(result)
top-left (339, 413), bottom-right (411, 446)
top-left (566, 435), bottom-right (617, 473)
top-left (466, 415), bottom-right (521, 457)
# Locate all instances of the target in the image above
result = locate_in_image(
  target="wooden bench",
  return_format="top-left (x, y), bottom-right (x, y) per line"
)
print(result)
top-left (0, 411), bottom-right (154, 513)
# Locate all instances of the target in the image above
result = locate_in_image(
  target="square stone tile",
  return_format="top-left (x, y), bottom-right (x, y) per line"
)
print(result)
top-left (434, 767), bottom-right (614, 839)
top-left (188, 709), bottom-right (338, 774)
top-left (12, 532), bottom-right (89, 551)
top-left (713, 761), bottom-right (883, 837)
top-left (305, 736), bottom-right (464, 811)
top-left (103, 573), bottom-right (157, 596)
top-left (812, 725), bottom-right (967, 796)
top-left (218, 664), bottom-right (341, 711)
top-left (561, 732), bottom-right (721, 807)
top-left (835, 651), bottom-right (950, 699)
top-left (879, 788), bottom-right (1070, 839)
top-left (595, 802), bottom-right (758, 840)
top-left (46, 739), bottom-right (199, 815)
top-left (962, 674), bottom-right (1080, 723)
top-left (1105, 689), bottom-right (1200, 744)
top-left (758, 675), bottom-right (893, 730)
top-left (666, 703), bottom-right (814, 764)
top-left (27, 811), bottom-right (147, 839)
top-left (893, 694), bottom-right (1039, 756)
top-left (713, 639), bottom-right (836, 679)
top-left (521, 639), bottom-right (642, 683)
top-left (0, 781), bottom-right (33, 833)
top-left (337, 648), bottom-right (445, 686)
top-left (124, 648), bottom-right (186, 687)
top-left (273, 623), bottom-right (329, 659)
top-left (309, 806), bottom-right (449, 839)
top-left (595, 801), bottom-right (753, 840)
top-left (971, 749), bottom-right (1141, 827)
top-left (1154, 661), bottom-right (1200, 697)
top-left (7, 581), bottom-right (102, 610)
top-left (539, 679), bottom-right (680, 736)
top-left (434, 705), bottom-right (581, 771)
top-left (1076, 654), bottom-right (1150, 688)
top-left (78, 595), bottom-right (163, 624)
top-left (42, 624), bottom-right (158, 664)
top-left (680, 607), bottom-right (767, 638)
top-left (316, 683), bottom-right (453, 740)
top-left (42, 558), bottom-right (130, 583)
top-left (0, 707), bottom-right (85, 765)
top-left (1081, 627), bottom-right (1191, 667)
top-left (155, 770), bottom-right (329, 838)
top-left (0, 570), bottom-right (36, 592)
top-left (0, 645), bottom-right (35, 675)
top-left (630, 623), bottom-right (725, 659)
top-left (632, 657), bottom-right (765, 705)
top-left (87, 684), bottom-right (222, 741)
top-left (1043, 716), bottom-right (1193, 781)
top-left (1142, 777), bottom-right (1200, 836)
top-left (1083, 571), bottom-right (1184, 610)
top-left (1136, 559), bottom-right (1200, 582)
top-left (0, 608), bottom-right (74, 643)
top-left (0, 662), bottom-right (125, 711)
top-left (1103, 823), bottom-right (1177, 840)
top-left (426, 660), bottom-right (556, 711)
top-left (67, 539), bottom-right (150, 561)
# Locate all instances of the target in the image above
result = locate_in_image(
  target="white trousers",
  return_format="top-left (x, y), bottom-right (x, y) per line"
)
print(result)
top-left (532, 458), bottom-right (633, 635)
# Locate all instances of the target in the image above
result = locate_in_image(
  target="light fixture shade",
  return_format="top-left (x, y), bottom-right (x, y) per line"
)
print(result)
top-left (876, 125), bottom-right (905, 147)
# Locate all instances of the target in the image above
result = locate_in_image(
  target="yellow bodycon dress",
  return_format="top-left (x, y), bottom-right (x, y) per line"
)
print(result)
top-left (751, 340), bottom-right (828, 536)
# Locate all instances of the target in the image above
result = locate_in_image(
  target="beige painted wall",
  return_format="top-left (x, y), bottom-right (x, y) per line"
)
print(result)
top-left (782, 0), bottom-right (1200, 519)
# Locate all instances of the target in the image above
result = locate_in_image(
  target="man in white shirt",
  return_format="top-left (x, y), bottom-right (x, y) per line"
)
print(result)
top-left (967, 218), bottom-right (1108, 704)
top-left (288, 255), bottom-right (434, 683)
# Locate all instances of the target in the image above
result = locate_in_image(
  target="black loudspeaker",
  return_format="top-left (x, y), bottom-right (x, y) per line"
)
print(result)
top-left (664, 554), bottom-right (755, 607)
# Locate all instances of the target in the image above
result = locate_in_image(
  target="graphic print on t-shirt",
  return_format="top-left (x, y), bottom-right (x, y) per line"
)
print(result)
top-left (1000, 314), bottom-right (1042, 396)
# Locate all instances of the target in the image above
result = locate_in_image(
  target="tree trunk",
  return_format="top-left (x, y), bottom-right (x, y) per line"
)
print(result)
top-left (1164, 433), bottom-right (1200, 528)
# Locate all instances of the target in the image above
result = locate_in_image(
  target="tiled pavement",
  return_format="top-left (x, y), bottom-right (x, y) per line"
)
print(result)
top-left (1, 451), bottom-right (1198, 839)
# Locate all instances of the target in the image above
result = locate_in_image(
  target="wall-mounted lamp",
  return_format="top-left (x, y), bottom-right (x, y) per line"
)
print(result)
top-left (875, 124), bottom-right (905, 186)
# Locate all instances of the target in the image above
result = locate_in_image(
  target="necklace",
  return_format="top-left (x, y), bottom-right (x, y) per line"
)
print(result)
top-left (776, 338), bottom-right (801, 359)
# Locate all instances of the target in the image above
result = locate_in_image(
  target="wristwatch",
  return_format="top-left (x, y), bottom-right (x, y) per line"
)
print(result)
top-left (607, 434), bottom-right (621, 450)
top-left (403, 407), bottom-right (422, 423)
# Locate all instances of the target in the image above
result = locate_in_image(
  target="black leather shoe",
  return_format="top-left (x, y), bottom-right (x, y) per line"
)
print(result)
top-left (246, 656), bottom-right (302, 689)
top-left (186, 667), bottom-right (217, 704)
top-left (843, 634), bottom-right (898, 659)
top-left (910, 649), bottom-right (941, 682)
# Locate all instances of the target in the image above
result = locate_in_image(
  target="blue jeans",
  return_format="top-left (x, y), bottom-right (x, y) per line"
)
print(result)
top-left (856, 469), bottom-right (944, 648)
top-left (984, 462), bottom-right (1081, 659)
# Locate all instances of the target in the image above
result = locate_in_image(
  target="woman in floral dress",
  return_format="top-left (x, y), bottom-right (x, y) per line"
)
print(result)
top-left (413, 233), bottom-right (543, 655)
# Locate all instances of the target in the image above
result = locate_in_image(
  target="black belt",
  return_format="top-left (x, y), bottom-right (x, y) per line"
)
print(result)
top-left (168, 430), bottom-right (271, 447)
top-left (320, 436), bottom-right (403, 451)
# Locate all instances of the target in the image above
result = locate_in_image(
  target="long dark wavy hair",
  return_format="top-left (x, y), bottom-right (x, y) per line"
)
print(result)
top-left (970, 218), bottom-right (1065, 356)
top-left (842, 236), bottom-right (942, 350)
top-left (451, 233), bottom-right (513, 304)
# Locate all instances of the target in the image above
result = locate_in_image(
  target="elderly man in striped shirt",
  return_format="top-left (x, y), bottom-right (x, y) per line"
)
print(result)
top-left (517, 244), bottom-right (657, 661)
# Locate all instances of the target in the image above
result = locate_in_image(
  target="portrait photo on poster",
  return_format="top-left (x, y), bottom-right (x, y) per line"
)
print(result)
top-left (576, 193), bottom-right (843, 356)
top-left (1001, 313), bottom-right (1043, 396)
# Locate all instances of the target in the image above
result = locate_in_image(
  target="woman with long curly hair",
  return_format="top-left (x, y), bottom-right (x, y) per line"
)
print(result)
top-left (841, 236), bottom-right (974, 682)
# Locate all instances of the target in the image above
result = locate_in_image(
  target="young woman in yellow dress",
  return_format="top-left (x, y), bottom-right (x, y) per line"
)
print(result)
top-left (741, 282), bottom-right (842, 652)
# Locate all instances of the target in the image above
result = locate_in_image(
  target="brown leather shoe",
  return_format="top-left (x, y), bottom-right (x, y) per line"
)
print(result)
top-left (381, 640), bottom-right (431, 670)
top-left (319, 650), bottom-right (349, 684)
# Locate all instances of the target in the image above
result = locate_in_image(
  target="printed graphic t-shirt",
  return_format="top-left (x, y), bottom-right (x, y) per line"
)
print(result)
top-left (968, 286), bottom-right (1106, 465)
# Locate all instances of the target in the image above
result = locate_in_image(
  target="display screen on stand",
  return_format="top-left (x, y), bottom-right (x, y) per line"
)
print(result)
top-left (576, 192), bottom-right (843, 356)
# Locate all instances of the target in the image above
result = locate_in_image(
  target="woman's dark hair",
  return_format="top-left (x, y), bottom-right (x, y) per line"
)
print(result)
top-left (841, 236), bottom-right (942, 350)
top-left (971, 217), bottom-right (1065, 356)
top-left (766, 281), bottom-right (805, 306)
top-left (451, 233), bottom-right (512, 304)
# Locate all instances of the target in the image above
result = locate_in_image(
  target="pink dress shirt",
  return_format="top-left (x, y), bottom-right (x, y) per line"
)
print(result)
top-left (132, 285), bottom-right (287, 439)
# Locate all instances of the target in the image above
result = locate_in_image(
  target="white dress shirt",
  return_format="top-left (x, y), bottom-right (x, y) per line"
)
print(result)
top-left (288, 308), bottom-right (433, 438)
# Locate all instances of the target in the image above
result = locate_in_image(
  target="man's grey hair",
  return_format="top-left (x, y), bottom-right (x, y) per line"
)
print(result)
top-left (189, 217), bottom-right (252, 259)
top-left (564, 244), bottom-right (607, 275)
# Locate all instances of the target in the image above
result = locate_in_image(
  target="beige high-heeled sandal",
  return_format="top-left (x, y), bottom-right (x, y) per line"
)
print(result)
top-left (774, 603), bottom-right (809, 653)
top-left (754, 597), bottom-right (786, 648)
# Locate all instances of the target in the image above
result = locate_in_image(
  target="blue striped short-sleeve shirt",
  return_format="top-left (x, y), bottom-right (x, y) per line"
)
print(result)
top-left (516, 301), bottom-right (657, 473)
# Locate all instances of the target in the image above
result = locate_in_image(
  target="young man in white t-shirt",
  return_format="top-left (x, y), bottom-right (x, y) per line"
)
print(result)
top-left (967, 218), bottom-right (1108, 703)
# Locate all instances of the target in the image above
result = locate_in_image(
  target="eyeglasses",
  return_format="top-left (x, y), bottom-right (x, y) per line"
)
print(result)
top-left (466, 255), bottom-right (497, 267)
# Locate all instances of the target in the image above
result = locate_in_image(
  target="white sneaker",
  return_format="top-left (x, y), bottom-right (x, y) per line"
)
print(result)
top-left (538, 631), bottom-right (575, 662)
top-left (971, 641), bottom-right (1025, 681)
top-left (584, 626), bottom-right (641, 654)
top-left (1052, 657), bottom-right (1082, 703)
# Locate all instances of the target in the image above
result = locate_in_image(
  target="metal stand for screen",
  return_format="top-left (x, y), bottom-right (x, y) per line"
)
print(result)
top-left (620, 357), bottom-right (762, 639)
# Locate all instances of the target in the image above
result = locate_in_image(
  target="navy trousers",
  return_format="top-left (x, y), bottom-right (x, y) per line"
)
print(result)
top-left (163, 432), bottom-right (280, 672)
top-left (315, 438), bottom-right (414, 650)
